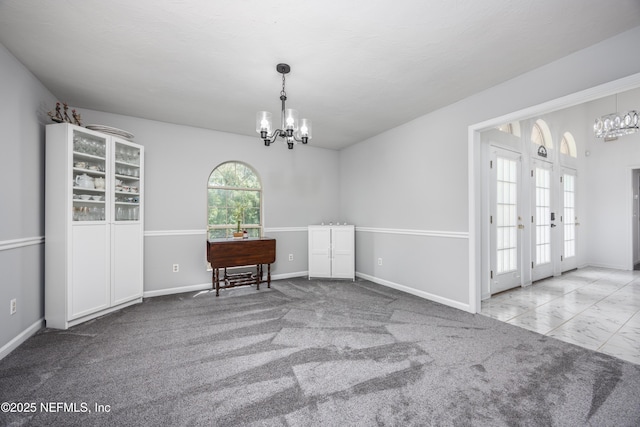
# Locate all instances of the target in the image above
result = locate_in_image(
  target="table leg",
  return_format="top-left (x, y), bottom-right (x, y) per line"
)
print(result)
top-left (256, 264), bottom-right (260, 291)
top-left (215, 268), bottom-right (220, 297)
top-left (267, 263), bottom-right (271, 289)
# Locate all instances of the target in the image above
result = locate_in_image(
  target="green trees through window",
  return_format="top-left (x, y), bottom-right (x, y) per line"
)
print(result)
top-left (207, 162), bottom-right (262, 239)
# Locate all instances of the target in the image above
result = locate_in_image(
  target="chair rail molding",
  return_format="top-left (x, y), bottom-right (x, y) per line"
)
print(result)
top-left (356, 227), bottom-right (468, 239)
top-left (145, 227), bottom-right (308, 237)
top-left (144, 230), bottom-right (207, 237)
top-left (0, 236), bottom-right (45, 252)
top-left (264, 227), bottom-right (308, 233)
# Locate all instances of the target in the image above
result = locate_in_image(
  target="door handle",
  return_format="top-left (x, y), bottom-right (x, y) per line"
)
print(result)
top-left (518, 224), bottom-right (524, 229)
top-left (550, 224), bottom-right (557, 228)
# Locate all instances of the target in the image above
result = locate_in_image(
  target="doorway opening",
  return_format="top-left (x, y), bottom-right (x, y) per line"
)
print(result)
top-left (468, 72), bottom-right (640, 314)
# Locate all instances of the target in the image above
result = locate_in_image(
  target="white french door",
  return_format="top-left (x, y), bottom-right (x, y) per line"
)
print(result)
top-left (560, 169), bottom-right (578, 272)
top-left (490, 149), bottom-right (523, 294)
top-left (531, 163), bottom-right (578, 280)
top-left (531, 161), bottom-right (555, 281)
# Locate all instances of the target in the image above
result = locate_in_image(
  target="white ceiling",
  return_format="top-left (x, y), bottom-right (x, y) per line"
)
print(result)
top-left (2, 1), bottom-right (640, 150)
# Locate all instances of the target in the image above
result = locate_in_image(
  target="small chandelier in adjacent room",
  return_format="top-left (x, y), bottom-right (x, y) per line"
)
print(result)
top-left (593, 95), bottom-right (639, 140)
top-left (256, 63), bottom-right (312, 149)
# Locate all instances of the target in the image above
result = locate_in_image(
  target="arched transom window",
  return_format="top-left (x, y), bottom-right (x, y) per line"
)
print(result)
top-left (531, 119), bottom-right (553, 149)
top-left (496, 123), bottom-right (513, 134)
top-left (496, 121), bottom-right (521, 137)
top-left (207, 161), bottom-right (262, 239)
top-left (560, 132), bottom-right (577, 158)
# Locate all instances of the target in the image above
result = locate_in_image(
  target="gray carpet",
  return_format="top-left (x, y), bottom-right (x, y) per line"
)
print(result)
top-left (1, 277), bottom-right (640, 426)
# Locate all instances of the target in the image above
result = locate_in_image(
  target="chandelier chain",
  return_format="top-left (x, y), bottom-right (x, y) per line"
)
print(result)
top-left (280, 73), bottom-right (286, 98)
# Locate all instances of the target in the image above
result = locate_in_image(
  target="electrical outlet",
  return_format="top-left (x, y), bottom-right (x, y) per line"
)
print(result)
top-left (10, 299), bottom-right (16, 315)
top-left (288, 254), bottom-right (294, 261)
top-left (172, 264), bottom-right (179, 273)
top-left (378, 258), bottom-right (383, 266)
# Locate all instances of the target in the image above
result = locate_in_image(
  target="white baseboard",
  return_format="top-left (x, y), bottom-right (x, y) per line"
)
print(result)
top-left (583, 262), bottom-right (630, 271)
top-left (143, 272), bottom-right (470, 315)
top-left (143, 271), bottom-right (309, 298)
top-left (0, 318), bottom-right (44, 361)
top-left (144, 283), bottom-right (212, 298)
top-left (272, 271), bottom-right (308, 280)
top-left (356, 272), bottom-right (472, 313)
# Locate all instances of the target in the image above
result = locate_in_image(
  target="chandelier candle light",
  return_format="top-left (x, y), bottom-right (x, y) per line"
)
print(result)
top-left (256, 63), bottom-right (312, 149)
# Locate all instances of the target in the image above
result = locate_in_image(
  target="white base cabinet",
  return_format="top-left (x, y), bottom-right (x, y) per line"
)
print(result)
top-left (308, 225), bottom-right (355, 280)
top-left (45, 123), bottom-right (144, 329)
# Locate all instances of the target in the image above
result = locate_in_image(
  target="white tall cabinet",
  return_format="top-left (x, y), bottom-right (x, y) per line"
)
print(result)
top-left (308, 225), bottom-right (355, 280)
top-left (45, 123), bottom-right (144, 329)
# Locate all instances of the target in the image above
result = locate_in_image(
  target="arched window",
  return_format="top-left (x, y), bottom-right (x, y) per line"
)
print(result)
top-left (207, 161), bottom-right (262, 239)
top-left (496, 122), bottom-right (521, 137)
top-left (531, 119), bottom-right (553, 149)
top-left (496, 123), bottom-right (513, 134)
top-left (560, 132), bottom-right (577, 158)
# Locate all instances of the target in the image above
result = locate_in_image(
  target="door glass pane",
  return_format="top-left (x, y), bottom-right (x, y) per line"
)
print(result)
top-left (535, 167), bottom-right (551, 265)
top-left (496, 157), bottom-right (518, 274)
top-left (564, 173), bottom-right (576, 258)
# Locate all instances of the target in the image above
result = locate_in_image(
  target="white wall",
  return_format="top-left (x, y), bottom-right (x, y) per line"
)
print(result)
top-left (584, 88), bottom-right (640, 269)
top-left (76, 109), bottom-right (341, 294)
top-left (340, 105), bottom-right (471, 308)
top-left (0, 43), bottom-right (57, 356)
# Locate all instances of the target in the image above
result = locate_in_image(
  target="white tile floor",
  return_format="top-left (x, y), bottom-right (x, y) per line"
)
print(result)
top-left (481, 267), bottom-right (640, 365)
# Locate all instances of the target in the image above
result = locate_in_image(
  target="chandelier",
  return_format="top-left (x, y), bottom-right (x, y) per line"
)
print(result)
top-left (593, 94), bottom-right (639, 139)
top-left (256, 63), bottom-right (312, 149)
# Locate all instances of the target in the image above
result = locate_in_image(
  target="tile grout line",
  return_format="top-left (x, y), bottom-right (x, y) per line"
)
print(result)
top-left (482, 271), bottom-right (640, 360)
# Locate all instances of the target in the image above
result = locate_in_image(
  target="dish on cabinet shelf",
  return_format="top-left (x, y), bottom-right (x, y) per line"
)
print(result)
top-left (72, 134), bottom-right (107, 157)
top-left (73, 168), bottom-right (106, 176)
top-left (115, 196), bottom-right (139, 203)
top-left (85, 124), bottom-right (134, 140)
top-left (78, 195), bottom-right (92, 200)
top-left (115, 166), bottom-right (140, 177)
top-left (72, 206), bottom-right (106, 221)
top-left (115, 186), bottom-right (138, 193)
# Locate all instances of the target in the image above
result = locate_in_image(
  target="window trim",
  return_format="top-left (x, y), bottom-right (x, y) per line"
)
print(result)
top-left (207, 161), bottom-right (263, 239)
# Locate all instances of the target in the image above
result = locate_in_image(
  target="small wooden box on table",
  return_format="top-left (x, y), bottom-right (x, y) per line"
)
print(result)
top-left (206, 237), bottom-right (276, 296)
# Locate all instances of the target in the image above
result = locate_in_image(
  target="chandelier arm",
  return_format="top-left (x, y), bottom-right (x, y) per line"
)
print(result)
top-left (264, 128), bottom-right (284, 141)
top-left (292, 135), bottom-right (309, 144)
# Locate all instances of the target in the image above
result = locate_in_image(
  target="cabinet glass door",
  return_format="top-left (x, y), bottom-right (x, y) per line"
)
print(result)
top-left (72, 130), bottom-right (107, 222)
top-left (113, 140), bottom-right (141, 221)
